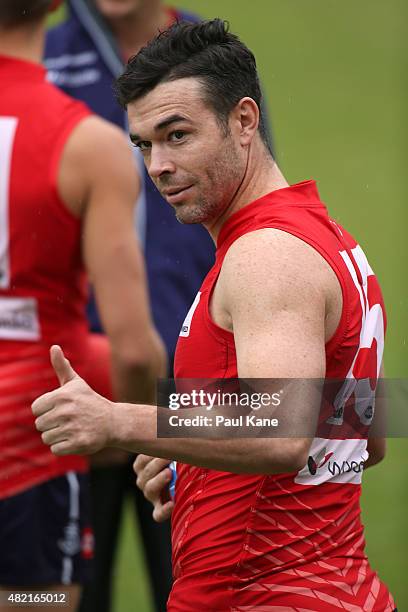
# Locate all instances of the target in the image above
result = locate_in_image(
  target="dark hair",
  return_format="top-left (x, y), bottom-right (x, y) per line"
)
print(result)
top-left (0, 0), bottom-right (52, 26)
top-left (115, 19), bottom-right (271, 152)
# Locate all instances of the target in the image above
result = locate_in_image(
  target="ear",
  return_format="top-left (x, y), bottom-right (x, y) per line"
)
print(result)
top-left (231, 97), bottom-right (260, 147)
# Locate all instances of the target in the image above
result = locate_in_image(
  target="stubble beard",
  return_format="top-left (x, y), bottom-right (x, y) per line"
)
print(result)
top-left (173, 137), bottom-right (243, 226)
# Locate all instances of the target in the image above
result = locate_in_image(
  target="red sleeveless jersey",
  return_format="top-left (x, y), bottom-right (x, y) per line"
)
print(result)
top-left (0, 56), bottom-right (110, 499)
top-left (171, 181), bottom-right (394, 611)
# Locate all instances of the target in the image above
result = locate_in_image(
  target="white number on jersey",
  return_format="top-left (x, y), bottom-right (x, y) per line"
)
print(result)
top-left (0, 116), bottom-right (18, 289)
top-left (328, 244), bottom-right (385, 427)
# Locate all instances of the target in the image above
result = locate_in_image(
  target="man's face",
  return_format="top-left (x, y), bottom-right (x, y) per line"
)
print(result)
top-left (94, 0), bottom-right (144, 20)
top-left (127, 78), bottom-right (245, 226)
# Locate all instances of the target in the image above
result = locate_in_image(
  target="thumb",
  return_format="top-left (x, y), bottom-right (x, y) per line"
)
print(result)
top-left (50, 345), bottom-right (78, 386)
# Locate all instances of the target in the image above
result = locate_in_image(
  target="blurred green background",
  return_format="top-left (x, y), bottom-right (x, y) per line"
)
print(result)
top-left (50, 1), bottom-right (407, 610)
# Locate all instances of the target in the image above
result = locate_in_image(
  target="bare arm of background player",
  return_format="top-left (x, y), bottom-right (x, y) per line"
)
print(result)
top-left (58, 115), bottom-right (166, 404)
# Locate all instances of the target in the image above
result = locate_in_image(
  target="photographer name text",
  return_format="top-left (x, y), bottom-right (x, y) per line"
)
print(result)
top-left (167, 415), bottom-right (279, 428)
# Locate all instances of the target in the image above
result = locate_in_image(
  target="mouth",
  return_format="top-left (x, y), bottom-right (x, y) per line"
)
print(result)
top-left (162, 185), bottom-right (194, 205)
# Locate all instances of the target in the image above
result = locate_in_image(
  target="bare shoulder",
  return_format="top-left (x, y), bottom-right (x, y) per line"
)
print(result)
top-left (213, 227), bottom-right (342, 344)
top-left (221, 228), bottom-right (336, 303)
top-left (58, 116), bottom-right (139, 217)
top-left (65, 115), bottom-right (132, 160)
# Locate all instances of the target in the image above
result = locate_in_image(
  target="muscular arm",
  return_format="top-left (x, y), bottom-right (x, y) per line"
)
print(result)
top-left (108, 230), bottom-right (327, 472)
top-left (58, 116), bottom-right (166, 403)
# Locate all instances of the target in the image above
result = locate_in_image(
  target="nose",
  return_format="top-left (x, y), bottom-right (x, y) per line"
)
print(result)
top-left (148, 145), bottom-right (176, 179)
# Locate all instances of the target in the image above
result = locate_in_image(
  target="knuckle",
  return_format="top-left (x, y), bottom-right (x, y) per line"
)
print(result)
top-left (134, 456), bottom-right (143, 474)
top-left (41, 430), bottom-right (53, 445)
top-left (152, 505), bottom-right (163, 523)
top-left (55, 390), bottom-right (69, 403)
top-left (140, 454), bottom-right (153, 468)
top-left (144, 480), bottom-right (156, 500)
top-left (52, 443), bottom-right (65, 456)
top-left (153, 458), bottom-right (169, 473)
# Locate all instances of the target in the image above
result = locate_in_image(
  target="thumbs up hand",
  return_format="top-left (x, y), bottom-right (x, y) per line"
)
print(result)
top-left (32, 345), bottom-right (114, 456)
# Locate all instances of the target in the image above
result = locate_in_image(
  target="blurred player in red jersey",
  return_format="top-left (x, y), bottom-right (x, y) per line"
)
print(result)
top-left (44, 3), bottom-right (218, 610)
top-left (34, 19), bottom-right (397, 612)
top-left (0, 1), bottom-right (165, 610)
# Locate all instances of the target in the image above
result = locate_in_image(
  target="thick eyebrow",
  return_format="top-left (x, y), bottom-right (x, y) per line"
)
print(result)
top-left (154, 114), bottom-right (188, 132)
top-left (129, 114), bottom-right (189, 143)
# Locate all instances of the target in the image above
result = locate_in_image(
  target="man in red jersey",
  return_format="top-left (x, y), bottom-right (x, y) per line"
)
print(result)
top-left (33, 19), bottom-right (397, 612)
top-left (0, 1), bottom-right (165, 610)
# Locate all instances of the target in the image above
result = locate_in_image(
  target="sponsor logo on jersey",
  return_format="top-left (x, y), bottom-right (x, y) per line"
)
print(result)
top-left (296, 438), bottom-right (369, 486)
top-left (44, 51), bottom-right (98, 71)
top-left (0, 296), bottom-right (40, 340)
top-left (307, 447), bottom-right (333, 475)
top-left (47, 68), bottom-right (101, 88)
top-left (327, 459), bottom-right (365, 475)
top-left (46, 51), bottom-right (101, 88)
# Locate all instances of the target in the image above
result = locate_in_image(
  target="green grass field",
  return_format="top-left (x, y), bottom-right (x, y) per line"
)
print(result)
top-left (50, 2), bottom-right (407, 609)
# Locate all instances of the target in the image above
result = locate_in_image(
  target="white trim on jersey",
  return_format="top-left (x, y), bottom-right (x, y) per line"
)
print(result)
top-left (179, 291), bottom-right (201, 337)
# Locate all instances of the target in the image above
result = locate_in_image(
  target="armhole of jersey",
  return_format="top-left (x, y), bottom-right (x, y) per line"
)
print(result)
top-left (48, 106), bottom-right (91, 226)
top-left (203, 265), bottom-right (236, 346)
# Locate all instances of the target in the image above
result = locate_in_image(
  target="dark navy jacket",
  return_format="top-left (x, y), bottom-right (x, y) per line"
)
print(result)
top-left (44, 0), bottom-right (215, 365)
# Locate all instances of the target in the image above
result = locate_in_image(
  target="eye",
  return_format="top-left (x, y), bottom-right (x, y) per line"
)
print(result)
top-left (133, 140), bottom-right (151, 152)
top-left (169, 130), bottom-right (186, 142)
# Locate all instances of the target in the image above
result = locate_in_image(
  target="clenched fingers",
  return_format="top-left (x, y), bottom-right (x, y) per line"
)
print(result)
top-left (133, 455), bottom-right (174, 522)
top-left (133, 453), bottom-right (154, 476)
top-left (152, 499), bottom-right (174, 523)
top-left (134, 455), bottom-right (172, 491)
top-left (32, 389), bottom-right (63, 417)
top-left (35, 409), bottom-right (67, 433)
top-left (143, 466), bottom-right (172, 504)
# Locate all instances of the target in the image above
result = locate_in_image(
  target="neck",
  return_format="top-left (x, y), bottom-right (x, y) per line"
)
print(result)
top-left (205, 142), bottom-right (289, 243)
top-left (105, 1), bottom-right (168, 59)
top-left (0, 22), bottom-right (44, 64)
